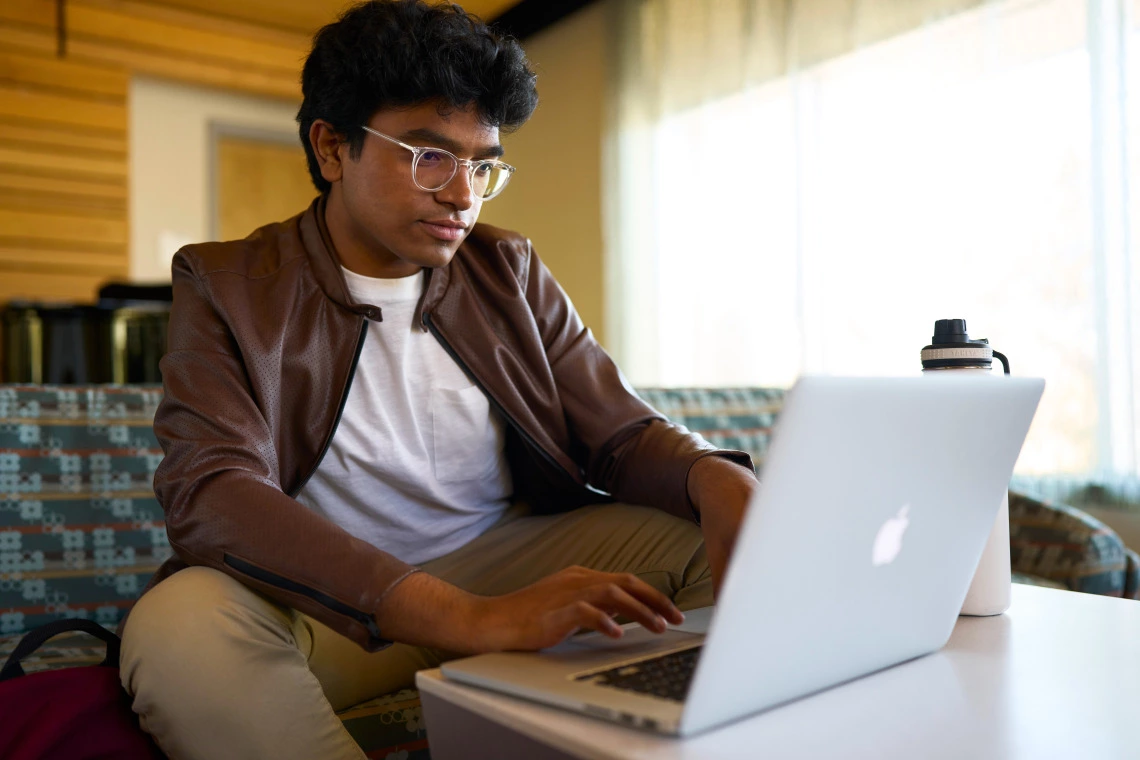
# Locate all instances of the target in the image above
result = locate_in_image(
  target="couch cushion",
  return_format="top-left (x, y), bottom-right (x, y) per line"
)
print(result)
top-left (0, 385), bottom-right (433, 757)
top-left (1009, 491), bottom-right (1132, 596)
top-left (635, 387), bottom-right (784, 470)
top-left (0, 386), bottom-right (167, 637)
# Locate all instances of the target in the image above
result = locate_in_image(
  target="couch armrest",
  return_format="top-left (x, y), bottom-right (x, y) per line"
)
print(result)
top-left (1008, 491), bottom-right (1130, 597)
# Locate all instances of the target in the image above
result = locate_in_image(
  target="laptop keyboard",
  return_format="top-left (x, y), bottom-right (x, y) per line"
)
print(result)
top-left (574, 646), bottom-right (702, 702)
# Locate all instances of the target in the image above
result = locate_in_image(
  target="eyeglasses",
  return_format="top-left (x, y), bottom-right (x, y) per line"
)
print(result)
top-left (360, 125), bottom-right (516, 201)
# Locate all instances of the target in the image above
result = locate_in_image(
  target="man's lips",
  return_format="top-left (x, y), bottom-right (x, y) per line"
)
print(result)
top-left (419, 219), bottom-right (468, 242)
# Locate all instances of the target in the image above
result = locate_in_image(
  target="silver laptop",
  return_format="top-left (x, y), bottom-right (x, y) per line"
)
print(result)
top-left (442, 375), bottom-right (1045, 737)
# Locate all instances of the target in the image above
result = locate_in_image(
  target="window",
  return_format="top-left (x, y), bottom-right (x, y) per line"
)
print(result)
top-left (614, 0), bottom-right (1139, 483)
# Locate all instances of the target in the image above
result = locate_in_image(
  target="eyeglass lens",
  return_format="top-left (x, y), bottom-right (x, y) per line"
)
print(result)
top-left (416, 151), bottom-right (511, 199)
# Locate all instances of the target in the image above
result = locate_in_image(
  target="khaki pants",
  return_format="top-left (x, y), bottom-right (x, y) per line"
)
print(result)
top-left (120, 503), bottom-right (713, 759)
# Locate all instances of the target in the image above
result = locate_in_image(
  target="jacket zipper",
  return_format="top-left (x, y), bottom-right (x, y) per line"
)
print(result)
top-left (236, 318), bottom-right (380, 645)
top-left (290, 318), bottom-right (369, 497)
top-left (223, 554), bottom-right (384, 643)
top-left (423, 312), bottom-right (582, 486)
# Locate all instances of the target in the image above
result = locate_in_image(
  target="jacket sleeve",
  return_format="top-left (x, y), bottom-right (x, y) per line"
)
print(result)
top-left (151, 252), bottom-right (420, 651)
top-left (522, 244), bottom-right (755, 522)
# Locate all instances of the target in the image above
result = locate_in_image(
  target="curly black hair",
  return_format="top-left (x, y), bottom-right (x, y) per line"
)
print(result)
top-left (296, 0), bottom-right (539, 193)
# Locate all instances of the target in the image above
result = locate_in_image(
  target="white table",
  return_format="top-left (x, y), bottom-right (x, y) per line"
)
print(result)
top-left (417, 585), bottom-right (1140, 759)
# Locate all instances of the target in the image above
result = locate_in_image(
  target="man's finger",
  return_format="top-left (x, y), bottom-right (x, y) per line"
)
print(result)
top-left (590, 584), bottom-right (667, 633)
top-left (609, 572), bottom-right (684, 624)
top-left (572, 601), bottom-right (624, 638)
top-left (547, 601), bottom-right (623, 644)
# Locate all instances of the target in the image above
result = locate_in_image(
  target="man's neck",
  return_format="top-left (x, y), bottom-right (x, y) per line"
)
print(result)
top-left (324, 186), bottom-right (419, 278)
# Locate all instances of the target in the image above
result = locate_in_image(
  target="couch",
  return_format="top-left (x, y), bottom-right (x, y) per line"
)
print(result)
top-left (1, 384), bottom-right (1137, 758)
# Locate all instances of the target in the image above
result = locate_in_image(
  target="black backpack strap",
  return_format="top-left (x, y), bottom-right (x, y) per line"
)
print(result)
top-left (0, 618), bottom-right (121, 682)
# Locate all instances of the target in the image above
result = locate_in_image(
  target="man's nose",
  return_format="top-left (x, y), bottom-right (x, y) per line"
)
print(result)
top-left (435, 165), bottom-right (478, 210)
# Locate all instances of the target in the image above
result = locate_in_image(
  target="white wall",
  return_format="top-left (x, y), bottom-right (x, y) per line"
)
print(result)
top-left (129, 76), bottom-right (300, 282)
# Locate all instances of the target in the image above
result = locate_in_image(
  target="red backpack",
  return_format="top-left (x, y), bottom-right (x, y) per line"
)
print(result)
top-left (0, 618), bottom-right (165, 760)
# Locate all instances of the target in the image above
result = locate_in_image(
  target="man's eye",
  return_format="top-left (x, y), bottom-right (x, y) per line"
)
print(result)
top-left (420, 150), bottom-right (447, 165)
top-left (474, 162), bottom-right (495, 176)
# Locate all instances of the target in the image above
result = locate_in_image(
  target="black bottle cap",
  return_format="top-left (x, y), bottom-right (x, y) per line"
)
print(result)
top-left (932, 318), bottom-right (970, 344)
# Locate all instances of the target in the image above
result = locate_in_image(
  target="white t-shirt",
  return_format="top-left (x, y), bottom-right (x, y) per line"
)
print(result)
top-left (294, 267), bottom-right (513, 565)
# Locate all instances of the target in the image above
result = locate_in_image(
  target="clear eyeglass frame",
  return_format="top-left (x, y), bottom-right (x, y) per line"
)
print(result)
top-left (360, 125), bottom-right (516, 200)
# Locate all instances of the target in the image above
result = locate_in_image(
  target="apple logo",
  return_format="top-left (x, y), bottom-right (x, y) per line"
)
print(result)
top-left (872, 505), bottom-right (910, 566)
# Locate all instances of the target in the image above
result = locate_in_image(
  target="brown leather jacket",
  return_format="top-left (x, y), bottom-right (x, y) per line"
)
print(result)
top-left (139, 196), bottom-right (752, 651)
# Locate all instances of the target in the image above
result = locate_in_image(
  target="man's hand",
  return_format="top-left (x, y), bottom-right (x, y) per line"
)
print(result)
top-left (687, 456), bottom-right (758, 597)
top-left (471, 566), bottom-right (685, 652)
top-left (375, 566), bottom-right (684, 655)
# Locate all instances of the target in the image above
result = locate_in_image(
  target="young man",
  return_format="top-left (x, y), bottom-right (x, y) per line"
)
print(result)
top-left (119, 1), bottom-right (758, 757)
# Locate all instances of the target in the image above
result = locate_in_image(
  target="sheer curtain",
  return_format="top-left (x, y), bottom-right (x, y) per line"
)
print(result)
top-left (606, 0), bottom-right (1140, 484)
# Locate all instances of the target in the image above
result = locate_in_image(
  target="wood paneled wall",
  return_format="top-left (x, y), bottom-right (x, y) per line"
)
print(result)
top-left (0, 0), bottom-right (307, 304)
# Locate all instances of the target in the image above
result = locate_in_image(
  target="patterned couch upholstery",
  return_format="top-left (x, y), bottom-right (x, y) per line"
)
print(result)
top-left (1, 384), bottom-right (1137, 758)
top-left (1008, 491), bottom-right (1140, 597)
top-left (0, 386), bottom-right (427, 759)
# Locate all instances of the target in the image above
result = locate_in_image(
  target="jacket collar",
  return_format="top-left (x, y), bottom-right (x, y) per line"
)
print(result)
top-left (300, 194), bottom-right (357, 313)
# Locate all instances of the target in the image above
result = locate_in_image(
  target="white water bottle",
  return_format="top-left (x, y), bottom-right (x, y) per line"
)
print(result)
top-left (921, 319), bottom-right (1012, 616)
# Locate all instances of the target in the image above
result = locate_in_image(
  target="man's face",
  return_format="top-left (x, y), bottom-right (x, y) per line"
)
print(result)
top-left (319, 101), bottom-right (503, 278)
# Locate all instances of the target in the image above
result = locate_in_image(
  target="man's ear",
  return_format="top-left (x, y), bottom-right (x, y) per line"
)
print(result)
top-left (310, 120), bottom-right (346, 184)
